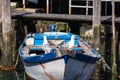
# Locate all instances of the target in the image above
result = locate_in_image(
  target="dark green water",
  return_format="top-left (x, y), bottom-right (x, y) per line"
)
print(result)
top-left (0, 71), bottom-right (25, 80)
top-left (0, 68), bottom-right (25, 80)
top-left (0, 59), bottom-right (26, 80)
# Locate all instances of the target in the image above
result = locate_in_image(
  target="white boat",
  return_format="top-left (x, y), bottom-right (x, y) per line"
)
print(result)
top-left (19, 24), bottom-right (100, 80)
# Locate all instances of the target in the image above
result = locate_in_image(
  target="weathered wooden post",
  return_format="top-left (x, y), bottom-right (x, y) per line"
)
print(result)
top-left (93, 0), bottom-right (101, 29)
top-left (0, 0), bottom-right (1, 27)
top-left (46, 0), bottom-right (49, 14)
top-left (116, 25), bottom-right (120, 80)
top-left (0, 0), bottom-right (13, 79)
top-left (0, 0), bottom-right (1, 23)
top-left (119, 27), bottom-right (120, 79)
top-left (23, 0), bottom-right (26, 9)
top-left (86, 0), bottom-right (89, 15)
top-left (69, 0), bottom-right (71, 14)
top-left (92, 0), bottom-right (101, 79)
top-left (111, 0), bottom-right (117, 80)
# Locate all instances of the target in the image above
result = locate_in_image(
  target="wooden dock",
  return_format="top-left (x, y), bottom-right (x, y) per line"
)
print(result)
top-left (11, 11), bottom-right (120, 24)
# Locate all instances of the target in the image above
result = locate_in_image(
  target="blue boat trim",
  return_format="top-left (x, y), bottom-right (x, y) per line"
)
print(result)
top-left (19, 31), bottom-right (100, 64)
top-left (23, 52), bottom-right (57, 63)
top-left (73, 53), bottom-right (99, 63)
top-left (30, 47), bottom-right (83, 51)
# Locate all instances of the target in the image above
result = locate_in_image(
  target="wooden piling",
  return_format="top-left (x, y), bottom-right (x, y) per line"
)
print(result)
top-left (116, 25), bottom-right (120, 79)
top-left (92, 0), bottom-right (101, 80)
top-left (69, 0), bottom-right (71, 14)
top-left (111, 1), bottom-right (117, 80)
top-left (119, 27), bottom-right (120, 77)
top-left (46, 0), bottom-right (49, 14)
top-left (0, 0), bottom-right (13, 79)
top-left (23, 0), bottom-right (26, 10)
top-left (86, 0), bottom-right (89, 15)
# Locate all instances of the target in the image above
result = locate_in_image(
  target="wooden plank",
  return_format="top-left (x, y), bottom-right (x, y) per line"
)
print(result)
top-left (11, 11), bottom-right (120, 24)
top-left (71, 5), bottom-right (93, 8)
top-left (11, 12), bottom-right (113, 22)
top-left (114, 17), bottom-right (120, 23)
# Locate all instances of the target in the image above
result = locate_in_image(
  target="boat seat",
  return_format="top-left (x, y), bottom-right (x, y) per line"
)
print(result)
top-left (34, 39), bottom-right (44, 45)
top-left (25, 37), bottom-right (34, 46)
top-left (34, 33), bottom-right (44, 45)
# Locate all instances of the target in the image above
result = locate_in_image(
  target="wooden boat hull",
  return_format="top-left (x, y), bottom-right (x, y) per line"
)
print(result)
top-left (24, 59), bottom-right (65, 80)
top-left (22, 57), bottom-right (96, 80)
top-left (19, 31), bottom-right (100, 80)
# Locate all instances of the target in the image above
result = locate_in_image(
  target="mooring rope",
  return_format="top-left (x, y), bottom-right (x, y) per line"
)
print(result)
top-left (78, 38), bottom-right (112, 71)
top-left (14, 52), bottom-right (20, 68)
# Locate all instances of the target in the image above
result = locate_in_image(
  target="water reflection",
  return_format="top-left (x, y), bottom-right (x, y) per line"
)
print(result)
top-left (0, 70), bottom-right (25, 80)
top-left (0, 60), bottom-right (25, 80)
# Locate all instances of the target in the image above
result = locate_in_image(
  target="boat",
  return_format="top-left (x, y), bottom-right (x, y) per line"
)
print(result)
top-left (19, 24), bottom-right (101, 80)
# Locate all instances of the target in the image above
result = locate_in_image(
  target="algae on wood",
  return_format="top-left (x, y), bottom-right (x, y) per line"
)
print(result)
top-left (111, 0), bottom-right (117, 80)
top-left (92, 0), bottom-right (101, 80)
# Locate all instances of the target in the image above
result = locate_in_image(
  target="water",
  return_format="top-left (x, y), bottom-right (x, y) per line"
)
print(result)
top-left (0, 66), bottom-right (25, 80)
top-left (0, 71), bottom-right (25, 80)
top-left (0, 56), bottom-right (26, 80)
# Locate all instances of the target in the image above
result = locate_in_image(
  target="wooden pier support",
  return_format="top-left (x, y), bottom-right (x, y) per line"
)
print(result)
top-left (92, 0), bottom-right (101, 80)
top-left (0, 0), bottom-right (13, 79)
top-left (118, 26), bottom-right (120, 78)
top-left (116, 25), bottom-right (120, 80)
top-left (23, 0), bottom-right (26, 10)
top-left (46, 0), bottom-right (49, 14)
top-left (0, 0), bottom-right (2, 56)
top-left (111, 1), bottom-right (118, 80)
